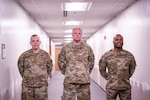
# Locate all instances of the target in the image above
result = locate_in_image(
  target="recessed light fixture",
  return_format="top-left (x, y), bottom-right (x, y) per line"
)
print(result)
top-left (65, 40), bottom-right (72, 43)
top-left (64, 21), bottom-right (82, 25)
top-left (55, 43), bottom-right (62, 45)
top-left (63, 29), bottom-right (72, 33)
top-left (65, 38), bottom-right (73, 41)
top-left (65, 38), bottom-right (72, 43)
top-left (64, 35), bottom-right (72, 37)
top-left (64, 2), bottom-right (92, 11)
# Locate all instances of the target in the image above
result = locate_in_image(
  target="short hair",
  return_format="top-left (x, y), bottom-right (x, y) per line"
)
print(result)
top-left (30, 34), bottom-right (40, 40)
top-left (113, 34), bottom-right (123, 40)
top-left (72, 28), bottom-right (82, 33)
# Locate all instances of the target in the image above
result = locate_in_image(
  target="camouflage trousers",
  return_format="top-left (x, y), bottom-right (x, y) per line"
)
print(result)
top-left (106, 88), bottom-right (131, 100)
top-left (61, 83), bottom-right (90, 100)
top-left (21, 85), bottom-right (48, 100)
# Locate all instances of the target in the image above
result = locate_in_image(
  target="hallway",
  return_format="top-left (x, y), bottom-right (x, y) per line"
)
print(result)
top-left (0, 71), bottom-right (106, 100)
top-left (48, 71), bottom-right (106, 100)
top-left (1, 0), bottom-right (150, 100)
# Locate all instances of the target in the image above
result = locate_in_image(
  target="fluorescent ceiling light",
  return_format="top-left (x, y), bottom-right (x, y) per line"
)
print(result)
top-left (63, 29), bottom-right (72, 33)
top-left (65, 40), bottom-right (72, 43)
top-left (55, 43), bottom-right (62, 45)
top-left (64, 35), bottom-right (72, 37)
top-left (65, 38), bottom-right (72, 41)
top-left (69, 0), bottom-right (86, 2)
top-left (64, 21), bottom-right (82, 25)
top-left (64, 2), bottom-right (92, 11)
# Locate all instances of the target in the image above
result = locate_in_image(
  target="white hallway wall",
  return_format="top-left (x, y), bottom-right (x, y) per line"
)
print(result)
top-left (87, 0), bottom-right (150, 100)
top-left (0, 0), bottom-right (54, 99)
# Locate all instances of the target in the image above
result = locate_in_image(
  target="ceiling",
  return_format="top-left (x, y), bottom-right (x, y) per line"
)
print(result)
top-left (16, 0), bottom-right (137, 47)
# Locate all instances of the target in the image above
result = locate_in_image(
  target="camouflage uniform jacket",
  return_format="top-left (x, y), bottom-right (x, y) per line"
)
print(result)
top-left (58, 42), bottom-right (95, 84)
top-left (99, 49), bottom-right (136, 90)
top-left (18, 49), bottom-right (52, 87)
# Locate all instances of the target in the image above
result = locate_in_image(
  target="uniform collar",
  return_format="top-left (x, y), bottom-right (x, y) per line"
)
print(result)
top-left (71, 41), bottom-right (85, 49)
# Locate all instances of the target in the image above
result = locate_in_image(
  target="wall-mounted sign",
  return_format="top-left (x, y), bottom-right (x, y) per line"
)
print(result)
top-left (1, 44), bottom-right (6, 59)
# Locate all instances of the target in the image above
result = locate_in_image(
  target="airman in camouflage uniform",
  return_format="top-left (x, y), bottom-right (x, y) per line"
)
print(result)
top-left (18, 34), bottom-right (53, 100)
top-left (58, 28), bottom-right (95, 100)
top-left (99, 34), bottom-right (136, 100)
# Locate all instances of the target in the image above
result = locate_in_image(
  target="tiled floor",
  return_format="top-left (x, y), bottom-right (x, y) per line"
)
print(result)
top-left (0, 71), bottom-right (106, 100)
